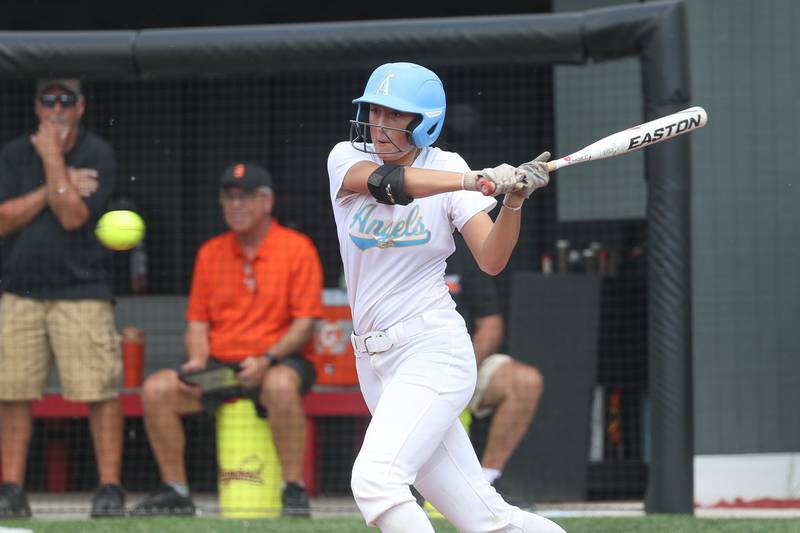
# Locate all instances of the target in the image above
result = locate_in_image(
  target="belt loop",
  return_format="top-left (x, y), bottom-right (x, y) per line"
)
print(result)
top-left (350, 332), bottom-right (360, 355)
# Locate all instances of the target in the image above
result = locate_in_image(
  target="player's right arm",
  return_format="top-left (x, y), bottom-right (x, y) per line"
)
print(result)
top-left (336, 151), bottom-right (547, 202)
top-left (341, 160), bottom-right (464, 199)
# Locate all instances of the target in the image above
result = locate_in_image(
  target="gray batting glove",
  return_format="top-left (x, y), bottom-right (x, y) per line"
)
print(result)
top-left (462, 164), bottom-right (525, 197)
top-left (515, 151), bottom-right (551, 198)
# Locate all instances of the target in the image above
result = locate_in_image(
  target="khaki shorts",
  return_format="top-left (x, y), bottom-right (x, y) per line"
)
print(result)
top-left (468, 353), bottom-right (512, 419)
top-left (0, 293), bottom-right (122, 402)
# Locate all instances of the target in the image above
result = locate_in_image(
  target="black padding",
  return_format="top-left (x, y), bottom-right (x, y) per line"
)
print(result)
top-left (503, 271), bottom-right (601, 502)
top-left (367, 164), bottom-right (413, 206)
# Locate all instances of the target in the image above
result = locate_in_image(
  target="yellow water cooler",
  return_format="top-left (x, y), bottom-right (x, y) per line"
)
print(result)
top-left (216, 398), bottom-right (283, 518)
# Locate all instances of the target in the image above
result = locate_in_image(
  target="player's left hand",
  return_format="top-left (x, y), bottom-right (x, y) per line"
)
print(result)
top-left (237, 356), bottom-right (268, 388)
top-left (515, 151), bottom-right (551, 199)
top-left (502, 151), bottom-right (551, 208)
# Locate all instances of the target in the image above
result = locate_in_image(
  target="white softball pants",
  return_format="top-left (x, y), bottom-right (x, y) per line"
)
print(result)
top-left (350, 309), bottom-right (565, 533)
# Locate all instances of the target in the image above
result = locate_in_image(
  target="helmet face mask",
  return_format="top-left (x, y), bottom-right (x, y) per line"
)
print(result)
top-left (349, 119), bottom-right (416, 155)
top-left (350, 62), bottom-right (446, 154)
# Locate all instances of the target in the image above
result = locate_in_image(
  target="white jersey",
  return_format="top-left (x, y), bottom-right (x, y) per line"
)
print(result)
top-left (327, 141), bottom-right (496, 334)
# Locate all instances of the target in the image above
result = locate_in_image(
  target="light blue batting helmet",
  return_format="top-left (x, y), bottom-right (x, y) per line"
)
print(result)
top-left (352, 62), bottom-right (446, 148)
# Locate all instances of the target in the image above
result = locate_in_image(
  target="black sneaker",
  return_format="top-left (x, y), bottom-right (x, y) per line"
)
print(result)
top-left (281, 482), bottom-right (310, 517)
top-left (90, 483), bottom-right (126, 518)
top-left (0, 483), bottom-right (31, 518)
top-left (129, 483), bottom-right (196, 516)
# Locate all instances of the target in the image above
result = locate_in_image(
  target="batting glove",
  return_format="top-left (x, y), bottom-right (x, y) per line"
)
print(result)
top-left (515, 151), bottom-right (551, 198)
top-left (462, 164), bottom-right (525, 197)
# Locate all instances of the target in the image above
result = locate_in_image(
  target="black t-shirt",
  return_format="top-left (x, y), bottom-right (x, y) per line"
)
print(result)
top-left (445, 234), bottom-right (501, 335)
top-left (0, 129), bottom-right (116, 299)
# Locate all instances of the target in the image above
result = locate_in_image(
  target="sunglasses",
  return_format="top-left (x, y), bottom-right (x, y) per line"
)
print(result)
top-left (39, 93), bottom-right (78, 108)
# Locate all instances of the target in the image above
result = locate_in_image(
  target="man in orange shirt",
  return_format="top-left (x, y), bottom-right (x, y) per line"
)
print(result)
top-left (131, 162), bottom-right (323, 517)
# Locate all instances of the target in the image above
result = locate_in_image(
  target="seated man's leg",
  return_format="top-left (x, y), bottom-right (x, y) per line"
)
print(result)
top-left (469, 354), bottom-right (543, 482)
top-left (259, 355), bottom-right (315, 516)
top-left (131, 368), bottom-right (204, 516)
top-left (141, 369), bottom-right (205, 483)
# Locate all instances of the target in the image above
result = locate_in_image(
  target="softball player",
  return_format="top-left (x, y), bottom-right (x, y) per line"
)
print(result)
top-left (327, 62), bottom-right (565, 533)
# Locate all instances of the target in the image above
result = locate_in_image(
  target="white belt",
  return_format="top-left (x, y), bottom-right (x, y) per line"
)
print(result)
top-left (351, 314), bottom-right (426, 355)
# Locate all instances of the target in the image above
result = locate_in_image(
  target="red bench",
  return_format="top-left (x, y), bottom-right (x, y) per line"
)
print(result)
top-left (32, 388), bottom-right (369, 496)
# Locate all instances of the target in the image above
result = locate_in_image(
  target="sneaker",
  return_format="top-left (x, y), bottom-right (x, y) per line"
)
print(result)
top-left (90, 483), bottom-right (126, 518)
top-left (281, 482), bottom-right (310, 517)
top-left (0, 483), bottom-right (31, 518)
top-left (129, 483), bottom-right (196, 516)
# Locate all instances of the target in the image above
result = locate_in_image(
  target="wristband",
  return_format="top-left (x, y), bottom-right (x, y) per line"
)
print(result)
top-left (502, 197), bottom-right (523, 211)
top-left (461, 171), bottom-right (478, 192)
top-left (262, 353), bottom-right (278, 367)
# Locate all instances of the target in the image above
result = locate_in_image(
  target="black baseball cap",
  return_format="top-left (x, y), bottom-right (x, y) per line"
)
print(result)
top-left (220, 162), bottom-right (273, 191)
top-left (36, 78), bottom-right (82, 98)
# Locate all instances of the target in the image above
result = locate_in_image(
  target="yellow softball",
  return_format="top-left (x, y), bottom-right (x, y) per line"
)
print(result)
top-left (95, 210), bottom-right (145, 251)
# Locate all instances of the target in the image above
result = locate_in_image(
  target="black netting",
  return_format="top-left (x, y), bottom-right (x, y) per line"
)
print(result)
top-left (2, 62), bottom-right (653, 512)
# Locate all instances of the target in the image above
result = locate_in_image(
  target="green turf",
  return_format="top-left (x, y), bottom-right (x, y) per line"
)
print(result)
top-left (1, 516), bottom-right (800, 532)
top-left (557, 516), bottom-right (800, 533)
